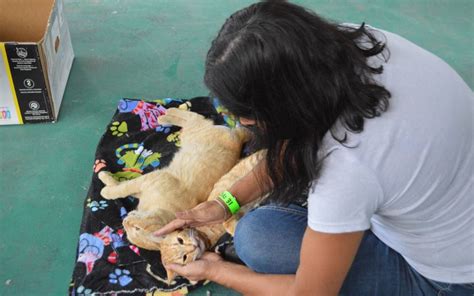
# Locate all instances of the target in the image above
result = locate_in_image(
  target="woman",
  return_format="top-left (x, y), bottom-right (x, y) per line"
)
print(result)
top-left (155, 1), bottom-right (473, 295)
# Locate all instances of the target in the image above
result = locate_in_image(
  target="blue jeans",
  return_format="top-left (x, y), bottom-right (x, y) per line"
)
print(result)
top-left (234, 203), bottom-right (474, 296)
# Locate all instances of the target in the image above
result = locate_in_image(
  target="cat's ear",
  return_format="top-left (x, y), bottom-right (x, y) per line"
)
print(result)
top-left (165, 267), bottom-right (177, 284)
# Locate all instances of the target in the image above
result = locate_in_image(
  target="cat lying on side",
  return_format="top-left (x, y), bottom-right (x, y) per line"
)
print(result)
top-left (98, 107), bottom-right (249, 247)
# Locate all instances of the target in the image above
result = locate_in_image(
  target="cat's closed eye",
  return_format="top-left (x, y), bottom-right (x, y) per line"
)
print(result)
top-left (177, 237), bottom-right (184, 244)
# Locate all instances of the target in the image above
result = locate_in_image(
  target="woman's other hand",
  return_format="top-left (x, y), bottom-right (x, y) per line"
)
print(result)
top-left (154, 199), bottom-right (230, 236)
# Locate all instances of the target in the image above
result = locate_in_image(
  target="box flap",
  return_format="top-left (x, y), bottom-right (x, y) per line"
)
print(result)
top-left (0, 0), bottom-right (55, 43)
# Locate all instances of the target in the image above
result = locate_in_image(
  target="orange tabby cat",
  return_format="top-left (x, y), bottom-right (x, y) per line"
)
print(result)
top-left (98, 107), bottom-right (249, 249)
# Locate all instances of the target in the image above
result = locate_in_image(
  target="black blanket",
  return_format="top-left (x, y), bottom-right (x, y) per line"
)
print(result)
top-left (69, 97), bottom-right (237, 295)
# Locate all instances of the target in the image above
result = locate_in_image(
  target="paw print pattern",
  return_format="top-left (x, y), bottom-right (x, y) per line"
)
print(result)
top-left (166, 131), bottom-right (181, 147)
top-left (110, 121), bottom-right (128, 137)
top-left (156, 124), bottom-right (171, 134)
top-left (178, 101), bottom-right (192, 110)
top-left (93, 159), bottom-right (107, 173)
top-left (76, 285), bottom-right (93, 295)
top-left (109, 268), bottom-right (133, 286)
top-left (120, 207), bottom-right (128, 219)
top-left (87, 199), bottom-right (108, 212)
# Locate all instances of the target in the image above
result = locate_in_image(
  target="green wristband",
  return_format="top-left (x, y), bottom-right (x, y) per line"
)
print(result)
top-left (218, 191), bottom-right (241, 214)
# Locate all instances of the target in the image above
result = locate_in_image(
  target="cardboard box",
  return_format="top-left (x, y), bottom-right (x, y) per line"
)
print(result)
top-left (0, 0), bottom-right (74, 125)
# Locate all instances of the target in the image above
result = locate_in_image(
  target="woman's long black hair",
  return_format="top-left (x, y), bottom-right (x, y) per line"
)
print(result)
top-left (204, 1), bottom-right (391, 204)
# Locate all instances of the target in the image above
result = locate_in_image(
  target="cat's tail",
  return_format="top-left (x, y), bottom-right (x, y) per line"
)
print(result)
top-left (98, 171), bottom-right (141, 200)
top-left (158, 108), bottom-right (207, 128)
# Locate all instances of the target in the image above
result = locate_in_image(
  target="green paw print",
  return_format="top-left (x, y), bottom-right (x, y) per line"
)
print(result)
top-left (110, 121), bottom-right (128, 137)
top-left (166, 131), bottom-right (181, 147)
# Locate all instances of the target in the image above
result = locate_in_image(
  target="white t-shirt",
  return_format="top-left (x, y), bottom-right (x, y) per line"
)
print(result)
top-left (307, 27), bottom-right (473, 284)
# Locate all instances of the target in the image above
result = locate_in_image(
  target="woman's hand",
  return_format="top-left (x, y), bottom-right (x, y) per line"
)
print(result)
top-left (154, 199), bottom-right (230, 236)
top-left (166, 252), bottom-right (224, 282)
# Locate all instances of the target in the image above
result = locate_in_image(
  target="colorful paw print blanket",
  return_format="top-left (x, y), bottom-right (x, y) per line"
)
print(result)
top-left (69, 97), bottom-right (237, 295)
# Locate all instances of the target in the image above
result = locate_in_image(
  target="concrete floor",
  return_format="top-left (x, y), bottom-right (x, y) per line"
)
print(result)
top-left (0, 0), bottom-right (472, 295)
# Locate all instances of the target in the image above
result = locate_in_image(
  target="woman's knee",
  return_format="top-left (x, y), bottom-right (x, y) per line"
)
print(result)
top-left (234, 210), bottom-right (270, 271)
top-left (233, 205), bottom-right (307, 273)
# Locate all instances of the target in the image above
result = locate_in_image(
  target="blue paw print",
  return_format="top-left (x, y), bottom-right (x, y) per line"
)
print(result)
top-left (109, 268), bottom-right (133, 286)
top-left (88, 200), bottom-right (108, 212)
top-left (76, 285), bottom-right (93, 295)
top-left (156, 124), bottom-right (171, 134)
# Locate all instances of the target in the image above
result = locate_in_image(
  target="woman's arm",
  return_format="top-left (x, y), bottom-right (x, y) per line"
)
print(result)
top-left (166, 251), bottom-right (294, 296)
top-left (291, 229), bottom-right (364, 295)
top-left (210, 260), bottom-right (293, 296)
top-left (228, 158), bottom-right (272, 206)
top-left (168, 228), bottom-right (364, 296)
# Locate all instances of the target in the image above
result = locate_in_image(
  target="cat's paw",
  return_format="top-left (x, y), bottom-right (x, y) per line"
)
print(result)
top-left (123, 219), bottom-right (137, 231)
top-left (157, 109), bottom-right (173, 125)
top-left (123, 212), bottom-right (163, 250)
top-left (123, 211), bottom-right (145, 232)
top-left (100, 187), bottom-right (122, 200)
top-left (98, 171), bottom-right (119, 186)
top-left (158, 107), bottom-right (201, 127)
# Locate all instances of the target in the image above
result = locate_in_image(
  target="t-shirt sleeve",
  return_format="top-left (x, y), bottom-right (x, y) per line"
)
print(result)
top-left (307, 148), bottom-right (383, 233)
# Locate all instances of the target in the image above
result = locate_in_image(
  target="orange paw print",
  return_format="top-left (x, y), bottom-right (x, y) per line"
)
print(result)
top-left (93, 159), bottom-right (107, 173)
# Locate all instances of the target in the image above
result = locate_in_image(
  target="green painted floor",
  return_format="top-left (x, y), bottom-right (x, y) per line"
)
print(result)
top-left (0, 0), bottom-right (472, 295)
